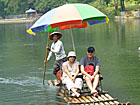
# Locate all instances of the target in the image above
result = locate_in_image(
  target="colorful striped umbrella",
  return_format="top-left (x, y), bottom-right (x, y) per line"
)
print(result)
top-left (27, 3), bottom-right (109, 35)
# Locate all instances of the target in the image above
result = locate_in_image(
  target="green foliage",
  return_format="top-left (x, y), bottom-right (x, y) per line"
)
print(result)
top-left (0, 0), bottom-right (8, 18)
top-left (127, 0), bottom-right (140, 4)
top-left (125, 3), bottom-right (140, 11)
top-left (0, 0), bottom-right (95, 18)
top-left (0, 0), bottom-right (139, 19)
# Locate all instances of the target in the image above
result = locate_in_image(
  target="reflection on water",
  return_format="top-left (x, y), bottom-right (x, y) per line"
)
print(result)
top-left (0, 19), bottom-right (140, 105)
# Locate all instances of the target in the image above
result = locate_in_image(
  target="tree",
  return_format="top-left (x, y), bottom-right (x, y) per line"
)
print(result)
top-left (105, 0), bottom-right (110, 6)
top-left (0, 0), bottom-right (8, 18)
top-left (114, 0), bottom-right (118, 10)
top-left (120, 0), bottom-right (125, 11)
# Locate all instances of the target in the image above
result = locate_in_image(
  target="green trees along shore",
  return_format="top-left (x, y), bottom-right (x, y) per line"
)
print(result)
top-left (0, 0), bottom-right (139, 19)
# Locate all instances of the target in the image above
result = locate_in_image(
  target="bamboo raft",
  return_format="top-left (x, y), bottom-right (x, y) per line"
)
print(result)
top-left (48, 79), bottom-right (131, 105)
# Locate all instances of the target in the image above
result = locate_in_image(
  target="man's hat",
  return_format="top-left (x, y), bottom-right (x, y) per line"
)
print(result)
top-left (49, 32), bottom-right (62, 40)
top-left (87, 46), bottom-right (95, 52)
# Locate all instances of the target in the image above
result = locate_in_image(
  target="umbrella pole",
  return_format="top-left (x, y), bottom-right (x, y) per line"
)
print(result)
top-left (43, 32), bottom-right (50, 85)
top-left (70, 25), bottom-right (76, 51)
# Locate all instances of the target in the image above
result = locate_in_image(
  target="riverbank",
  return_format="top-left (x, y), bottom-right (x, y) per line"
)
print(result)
top-left (115, 16), bottom-right (140, 19)
top-left (0, 18), bottom-right (34, 24)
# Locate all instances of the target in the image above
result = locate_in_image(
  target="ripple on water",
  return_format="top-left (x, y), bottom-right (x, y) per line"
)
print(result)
top-left (0, 76), bottom-right (43, 87)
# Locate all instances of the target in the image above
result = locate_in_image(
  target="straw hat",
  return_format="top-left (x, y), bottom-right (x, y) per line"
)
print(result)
top-left (67, 51), bottom-right (76, 57)
top-left (49, 32), bottom-right (62, 40)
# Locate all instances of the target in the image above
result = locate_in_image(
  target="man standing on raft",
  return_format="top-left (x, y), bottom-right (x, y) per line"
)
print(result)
top-left (44, 32), bottom-right (67, 84)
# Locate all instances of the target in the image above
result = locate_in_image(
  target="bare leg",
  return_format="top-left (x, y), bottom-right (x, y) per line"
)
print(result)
top-left (85, 76), bottom-right (93, 92)
top-left (91, 74), bottom-right (99, 96)
top-left (92, 74), bottom-right (99, 90)
top-left (71, 88), bottom-right (80, 97)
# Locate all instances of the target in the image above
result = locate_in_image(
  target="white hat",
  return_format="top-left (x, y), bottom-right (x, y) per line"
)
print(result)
top-left (67, 51), bottom-right (76, 57)
top-left (49, 32), bottom-right (62, 40)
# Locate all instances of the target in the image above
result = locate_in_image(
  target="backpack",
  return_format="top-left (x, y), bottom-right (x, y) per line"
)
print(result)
top-left (84, 64), bottom-right (95, 76)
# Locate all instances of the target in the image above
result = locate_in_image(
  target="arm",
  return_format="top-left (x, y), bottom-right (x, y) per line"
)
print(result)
top-left (51, 41), bottom-right (62, 53)
top-left (91, 66), bottom-right (100, 79)
top-left (92, 57), bottom-right (101, 78)
top-left (93, 57), bottom-right (101, 76)
top-left (62, 65), bottom-right (73, 80)
top-left (73, 63), bottom-right (80, 80)
top-left (81, 65), bottom-right (92, 78)
top-left (46, 43), bottom-right (54, 61)
top-left (94, 66), bottom-right (100, 76)
top-left (47, 51), bottom-right (52, 61)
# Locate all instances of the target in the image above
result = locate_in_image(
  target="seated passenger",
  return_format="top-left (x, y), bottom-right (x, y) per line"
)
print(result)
top-left (80, 46), bottom-right (101, 96)
top-left (62, 51), bottom-right (83, 97)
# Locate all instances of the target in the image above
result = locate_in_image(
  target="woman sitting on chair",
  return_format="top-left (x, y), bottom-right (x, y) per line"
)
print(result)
top-left (62, 51), bottom-right (83, 97)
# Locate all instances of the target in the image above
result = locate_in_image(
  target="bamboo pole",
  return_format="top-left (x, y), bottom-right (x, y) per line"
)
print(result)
top-left (86, 96), bottom-right (96, 105)
top-left (70, 25), bottom-right (76, 51)
top-left (43, 32), bottom-right (50, 84)
top-left (91, 96), bottom-right (104, 105)
top-left (98, 95), bottom-right (111, 105)
top-left (81, 96), bottom-right (91, 105)
top-left (72, 97), bottom-right (81, 103)
top-left (105, 94), bottom-right (119, 104)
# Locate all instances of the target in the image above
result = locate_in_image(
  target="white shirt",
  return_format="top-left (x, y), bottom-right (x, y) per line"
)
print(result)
top-left (62, 61), bottom-right (79, 80)
top-left (47, 40), bottom-right (66, 61)
top-left (63, 61), bottom-right (79, 73)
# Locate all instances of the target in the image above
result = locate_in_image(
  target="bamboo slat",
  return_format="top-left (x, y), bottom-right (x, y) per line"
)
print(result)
top-left (98, 95), bottom-right (110, 105)
top-left (91, 96), bottom-right (104, 105)
top-left (105, 94), bottom-right (119, 104)
top-left (73, 97), bottom-right (81, 103)
top-left (47, 79), bottom-right (130, 105)
top-left (63, 97), bottom-right (69, 103)
top-left (86, 96), bottom-right (96, 105)
top-left (68, 96), bottom-right (83, 104)
top-left (101, 94), bottom-right (115, 104)
top-left (81, 96), bottom-right (91, 105)
top-left (78, 97), bottom-right (87, 103)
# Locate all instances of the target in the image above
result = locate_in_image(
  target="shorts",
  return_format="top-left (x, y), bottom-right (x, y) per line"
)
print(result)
top-left (53, 57), bottom-right (67, 75)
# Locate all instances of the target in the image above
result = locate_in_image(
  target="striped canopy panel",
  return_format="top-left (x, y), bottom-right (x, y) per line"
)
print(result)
top-left (27, 3), bottom-right (109, 35)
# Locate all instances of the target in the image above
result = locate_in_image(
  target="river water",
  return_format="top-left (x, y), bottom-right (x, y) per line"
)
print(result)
top-left (0, 19), bottom-right (140, 105)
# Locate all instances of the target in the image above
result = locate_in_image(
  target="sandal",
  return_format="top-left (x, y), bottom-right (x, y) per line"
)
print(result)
top-left (91, 90), bottom-right (98, 97)
top-left (72, 93), bottom-right (76, 97)
top-left (72, 93), bottom-right (80, 97)
top-left (75, 93), bottom-right (80, 97)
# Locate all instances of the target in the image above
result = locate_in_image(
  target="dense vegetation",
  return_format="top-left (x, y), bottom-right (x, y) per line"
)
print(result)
top-left (0, 0), bottom-right (139, 18)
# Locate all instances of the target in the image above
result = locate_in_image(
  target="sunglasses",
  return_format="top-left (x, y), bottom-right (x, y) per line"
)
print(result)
top-left (69, 56), bottom-right (76, 58)
top-left (88, 51), bottom-right (94, 53)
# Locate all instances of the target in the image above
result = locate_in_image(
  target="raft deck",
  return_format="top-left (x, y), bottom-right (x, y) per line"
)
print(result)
top-left (48, 80), bottom-right (131, 105)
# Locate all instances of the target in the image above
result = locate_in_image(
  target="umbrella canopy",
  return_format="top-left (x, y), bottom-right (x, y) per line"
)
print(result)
top-left (26, 8), bottom-right (36, 13)
top-left (27, 3), bottom-right (109, 35)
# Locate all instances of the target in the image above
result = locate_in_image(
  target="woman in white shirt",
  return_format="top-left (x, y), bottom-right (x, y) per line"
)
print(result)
top-left (45, 32), bottom-right (67, 83)
top-left (62, 51), bottom-right (83, 97)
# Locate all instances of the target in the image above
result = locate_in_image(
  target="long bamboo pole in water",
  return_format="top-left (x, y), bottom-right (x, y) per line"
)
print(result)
top-left (43, 32), bottom-right (50, 85)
